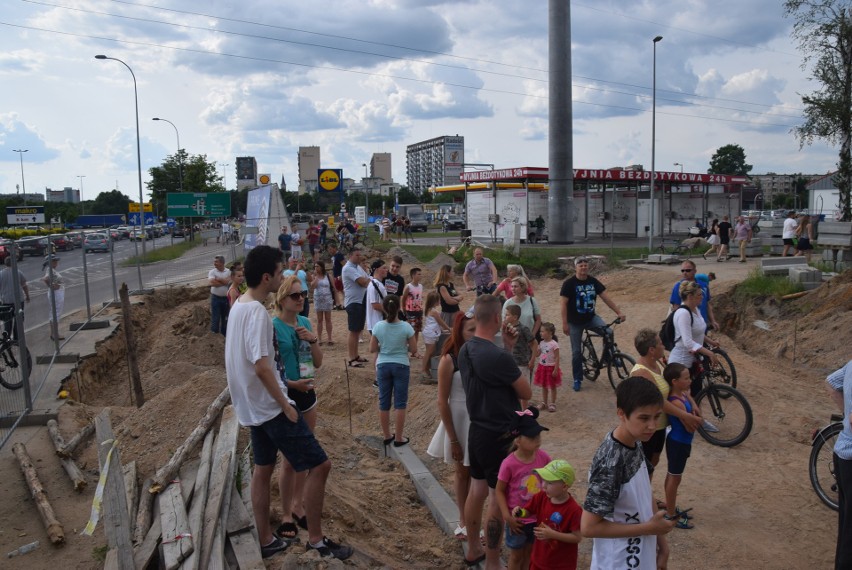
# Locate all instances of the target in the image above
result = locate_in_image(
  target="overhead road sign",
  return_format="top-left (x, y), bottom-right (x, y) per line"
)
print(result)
top-left (166, 193), bottom-right (231, 218)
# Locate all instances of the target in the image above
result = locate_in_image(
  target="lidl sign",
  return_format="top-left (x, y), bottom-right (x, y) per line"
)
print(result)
top-left (318, 169), bottom-right (342, 192)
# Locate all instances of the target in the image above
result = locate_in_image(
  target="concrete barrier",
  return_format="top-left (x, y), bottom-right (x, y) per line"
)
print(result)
top-left (760, 256), bottom-right (808, 275)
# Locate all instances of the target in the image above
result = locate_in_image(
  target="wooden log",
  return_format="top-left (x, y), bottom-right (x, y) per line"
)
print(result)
top-left (12, 442), bottom-right (65, 545)
top-left (46, 420), bottom-right (87, 491)
top-left (134, 477), bottom-right (154, 546)
top-left (132, 484), bottom-right (161, 570)
top-left (94, 409), bottom-right (134, 568)
top-left (782, 291), bottom-right (809, 300)
top-left (159, 482), bottom-right (194, 570)
top-left (149, 387), bottom-right (230, 494)
top-left (180, 430), bottom-right (214, 570)
top-left (122, 461), bottom-right (138, 538)
top-left (119, 283), bottom-right (145, 408)
top-left (201, 406), bottom-right (239, 570)
top-left (60, 420), bottom-right (95, 458)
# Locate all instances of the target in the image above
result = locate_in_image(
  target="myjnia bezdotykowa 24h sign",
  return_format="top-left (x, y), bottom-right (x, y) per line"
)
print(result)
top-left (166, 193), bottom-right (231, 217)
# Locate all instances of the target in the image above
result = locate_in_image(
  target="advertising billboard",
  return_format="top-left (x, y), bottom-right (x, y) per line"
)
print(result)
top-left (6, 206), bottom-right (45, 224)
top-left (443, 136), bottom-right (464, 184)
top-left (318, 169), bottom-right (343, 192)
top-left (236, 156), bottom-right (257, 181)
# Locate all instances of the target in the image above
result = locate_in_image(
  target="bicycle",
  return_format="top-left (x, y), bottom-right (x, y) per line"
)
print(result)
top-left (809, 413), bottom-right (842, 511)
top-left (0, 307), bottom-right (32, 391)
top-left (656, 238), bottom-right (692, 258)
top-left (692, 354), bottom-right (753, 447)
top-left (579, 318), bottom-right (636, 390)
top-left (707, 345), bottom-right (737, 391)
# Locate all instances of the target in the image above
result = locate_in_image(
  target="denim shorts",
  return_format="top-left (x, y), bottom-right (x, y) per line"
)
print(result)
top-left (250, 412), bottom-right (328, 472)
top-left (504, 522), bottom-right (535, 549)
top-left (376, 362), bottom-right (410, 411)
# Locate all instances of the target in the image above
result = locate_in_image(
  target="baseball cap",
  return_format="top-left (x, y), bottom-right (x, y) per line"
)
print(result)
top-left (574, 256), bottom-right (590, 266)
top-left (535, 459), bottom-right (576, 486)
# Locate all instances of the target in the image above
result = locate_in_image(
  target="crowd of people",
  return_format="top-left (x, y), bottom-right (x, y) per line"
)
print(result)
top-left (215, 222), bottom-right (848, 569)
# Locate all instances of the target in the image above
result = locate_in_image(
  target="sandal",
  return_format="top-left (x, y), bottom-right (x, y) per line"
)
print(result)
top-left (393, 437), bottom-right (410, 447)
top-left (275, 521), bottom-right (299, 539)
top-left (355, 356), bottom-right (368, 363)
top-left (453, 524), bottom-right (467, 540)
top-left (676, 506), bottom-right (693, 520)
top-left (383, 435), bottom-right (395, 446)
top-left (292, 512), bottom-right (308, 530)
top-left (464, 553), bottom-right (486, 567)
top-left (348, 359), bottom-right (365, 368)
top-left (674, 516), bottom-right (694, 530)
top-left (547, 403), bottom-right (556, 412)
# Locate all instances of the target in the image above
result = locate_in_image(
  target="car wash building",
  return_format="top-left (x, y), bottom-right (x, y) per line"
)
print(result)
top-left (433, 166), bottom-right (747, 242)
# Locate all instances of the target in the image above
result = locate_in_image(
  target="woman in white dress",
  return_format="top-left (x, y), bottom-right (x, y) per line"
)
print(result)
top-left (427, 310), bottom-right (477, 540)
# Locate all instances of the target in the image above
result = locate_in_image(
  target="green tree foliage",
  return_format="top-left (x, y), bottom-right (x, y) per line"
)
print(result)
top-left (146, 151), bottom-right (224, 215)
top-left (708, 144), bottom-right (753, 175)
top-left (785, 0), bottom-right (852, 221)
top-left (87, 189), bottom-right (131, 216)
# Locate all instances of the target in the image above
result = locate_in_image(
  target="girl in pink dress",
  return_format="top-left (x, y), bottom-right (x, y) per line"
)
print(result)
top-left (533, 323), bottom-right (562, 412)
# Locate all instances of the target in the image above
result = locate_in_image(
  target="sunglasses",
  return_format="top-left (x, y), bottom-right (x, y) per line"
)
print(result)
top-left (287, 291), bottom-right (308, 301)
top-left (681, 269), bottom-right (694, 273)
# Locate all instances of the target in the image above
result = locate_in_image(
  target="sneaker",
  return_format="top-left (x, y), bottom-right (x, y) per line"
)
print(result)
top-left (702, 419), bottom-right (720, 433)
top-left (372, 380), bottom-right (379, 388)
top-left (573, 380), bottom-right (581, 392)
top-left (306, 536), bottom-right (354, 560)
top-left (261, 536), bottom-right (296, 559)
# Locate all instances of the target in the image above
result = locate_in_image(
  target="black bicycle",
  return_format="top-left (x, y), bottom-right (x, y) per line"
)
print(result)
top-left (707, 345), bottom-right (737, 391)
top-left (0, 307), bottom-right (31, 390)
top-left (810, 413), bottom-right (842, 511)
top-left (693, 354), bottom-right (752, 447)
top-left (580, 318), bottom-right (636, 390)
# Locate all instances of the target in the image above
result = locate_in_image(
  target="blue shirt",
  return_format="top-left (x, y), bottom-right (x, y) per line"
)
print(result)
top-left (271, 315), bottom-right (312, 382)
top-left (372, 320), bottom-right (414, 366)
top-left (284, 269), bottom-right (308, 292)
top-left (827, 361), bottom-right (852, 460)
top-left (670, 279), bottom-right (710, 323)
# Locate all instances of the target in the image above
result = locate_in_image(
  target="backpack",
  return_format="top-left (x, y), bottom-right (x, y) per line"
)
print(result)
top-left (659, 306), bottom-right (692, 351)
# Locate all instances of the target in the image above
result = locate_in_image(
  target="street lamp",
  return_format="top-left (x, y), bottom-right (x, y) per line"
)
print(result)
top-left (95, 54), bottom-right (145, 289)
top-left (222, 163), bottom-right (229, 192)
top-left (648, 35), bottom-right (663, 251)
top-left (77, 175), bottom-right (86, 215)
top-left (152, 118), bottom-right (183, 192)
top-left (12, 149), bottom-right (28, 205)
top-left (674, 162), bottom-right (683, 173)
top-left (362, 162), bottom-right (369, 218)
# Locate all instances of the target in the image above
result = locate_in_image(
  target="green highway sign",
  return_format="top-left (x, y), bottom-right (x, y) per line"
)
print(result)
top-left (166, 193), bottom-right (231, 218)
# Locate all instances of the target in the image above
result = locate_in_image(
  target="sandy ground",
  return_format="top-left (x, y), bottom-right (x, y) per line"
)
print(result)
top-left (0, 250), bottom-right (847, 569)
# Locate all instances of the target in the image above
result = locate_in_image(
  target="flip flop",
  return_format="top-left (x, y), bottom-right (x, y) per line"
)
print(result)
top-left (464, 553), bottom-right (486, 567)
top-left (393, 437), bottom-right (410, 447)
top-left (348, 359), bottom-right (365, 368)
top-left (355, 356), bottom-right (369, 363)
top-left (383, 435), bottom-right (395, 446)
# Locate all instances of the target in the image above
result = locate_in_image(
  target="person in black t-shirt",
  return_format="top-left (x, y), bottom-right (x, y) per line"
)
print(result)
top-left (459, 294), bottom-right (532, 568)
top-left (383, 255), bottom-right (406, 297)
top-left (560, 256), bottom-right (625, 393)
top-left (715, 215), bottom-right (733, 262)
top-left (328, 243), bottom-right (346, 310)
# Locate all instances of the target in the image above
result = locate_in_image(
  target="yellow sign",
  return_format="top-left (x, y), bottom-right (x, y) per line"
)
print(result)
top-left (129, 202), bottom-right (153, 212)
top-left (318, 169), bottom-right (341, 191)
top-left (259, 174), bottom-right (271, 184)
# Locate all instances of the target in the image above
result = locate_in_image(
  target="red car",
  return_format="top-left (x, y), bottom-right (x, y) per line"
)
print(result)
top-left (0, 239), bottom-right (23, 263)
top-left (49, 234), bottom-right (74, 252)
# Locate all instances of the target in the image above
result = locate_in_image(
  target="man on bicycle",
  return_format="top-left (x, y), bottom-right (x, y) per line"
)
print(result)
top-left (462, 248), bottom-right (498, 296)
top-left (560, 256), bottom-right (625, 392)
top-left (0, 257), bottom-right (29, 339)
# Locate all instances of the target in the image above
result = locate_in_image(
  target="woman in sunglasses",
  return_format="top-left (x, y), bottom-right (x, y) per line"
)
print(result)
top-left (272, 274), bottom-right (324, 538)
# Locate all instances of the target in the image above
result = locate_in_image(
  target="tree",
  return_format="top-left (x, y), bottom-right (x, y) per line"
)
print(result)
top-left (146, 152), bottom-right (223, 215)
top-left (708, 144), bottom-right (753, 175)
top-left (785, 0), bottom-right (852, 221)
top-left (88, 189), bottom-right (131, 216)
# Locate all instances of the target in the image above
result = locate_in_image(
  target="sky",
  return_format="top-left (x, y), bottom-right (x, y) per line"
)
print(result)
top-left (0, 0), bottom-right (842, 204)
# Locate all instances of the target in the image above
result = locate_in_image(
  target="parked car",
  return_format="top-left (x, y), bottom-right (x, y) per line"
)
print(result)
top-left (115, 226), bottom-right (132, 239)
top-left (130, 228), bottom-right (150, 241)
top-left (16, 236), bottom-right (49, 257)
top-left (108, 229), bottom-right (122, 241)
top-left (49, 234), bottom-right (74, 252)
top-left (0, 239), bottom-right (24, 262)
top-left (442, 214), bottom-right (466, 231)
top-left (84, 233), bottom-right (112, 253)
top-left (172, 226), bottom-right (186, 237)
top-left (65, 231), bottom-right (84, 248)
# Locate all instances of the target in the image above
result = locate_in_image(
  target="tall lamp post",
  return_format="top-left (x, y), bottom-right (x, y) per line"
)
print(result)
top-left (222, 163), bottom-right (229, 191)
top-left (152, 118), bottom-right (183, 192)
top-left (12, 149), bottom-right (28, 205)
top-left (77, 175), bottom-right (86, 216)
top-left (648, 35), bottom-right (663, 251)
top-left (362, 163), bottom-right (369, 218)
top-left (95, 54), bottom-right (145, 289)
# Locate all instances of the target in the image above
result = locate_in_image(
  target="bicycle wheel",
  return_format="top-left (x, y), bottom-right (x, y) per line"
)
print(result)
top-left (809, 422), bottom-right (841, 511)
top-left (360, 234), bottom-right (374, 248)
top-left (608, 352), bottom-right (636, 390)
top-left (709, 348), bottom-right (737, 390)
top-left (581, 335), bottom-right (600, 381)
top-left (0, 341), bottom-right (31, 390)
top-left (695, 384), bottom-right (753, 447)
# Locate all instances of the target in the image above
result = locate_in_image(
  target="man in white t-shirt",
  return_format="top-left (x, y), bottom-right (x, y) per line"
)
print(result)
top-left (342, 247), bottom-right (370, 367)
top-left (782, 211), bottom-right (799, 257)
top-left (225, 245), bottom-right (352, 561)
top-left (208, 255), bottom-right (231, 335)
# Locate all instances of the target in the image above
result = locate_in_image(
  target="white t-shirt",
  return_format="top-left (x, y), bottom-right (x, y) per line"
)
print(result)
top-left (366, 278), bottom-right (387, 332)
top-left (225, 299), bottom-right (293, 427)
top-left (208, 267), bottom-right (230, 297)
top-left (342, 261), bottom-right (368, 306)
top-left (782, 217), bottom-right (798, 239)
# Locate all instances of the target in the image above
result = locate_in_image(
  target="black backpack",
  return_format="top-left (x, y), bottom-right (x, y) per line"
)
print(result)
top-left (660, 306), bottom-right (692, 351)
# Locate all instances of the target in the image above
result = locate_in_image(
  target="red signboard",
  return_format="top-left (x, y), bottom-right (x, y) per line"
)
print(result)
top-left (459, 167), bottom-right (745, 185)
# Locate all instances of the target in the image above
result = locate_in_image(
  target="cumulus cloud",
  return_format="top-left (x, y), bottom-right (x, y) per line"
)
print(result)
top-left (0, 114), bottom-right (61, 162)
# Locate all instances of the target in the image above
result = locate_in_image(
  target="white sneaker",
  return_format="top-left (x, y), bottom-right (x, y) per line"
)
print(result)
top-left (703, 419), bottom-right (720, 433)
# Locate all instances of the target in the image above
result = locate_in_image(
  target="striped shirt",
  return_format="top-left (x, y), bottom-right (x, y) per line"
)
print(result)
top-left (827, 361), bottom-right (852, 460)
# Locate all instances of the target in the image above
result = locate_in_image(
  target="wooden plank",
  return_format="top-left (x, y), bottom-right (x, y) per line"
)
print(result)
top-left (94, 409), bottom-right (134, 569)
top-left (134, 477), bottom-right (155, 545)
top-left (200, 453), bottom-right (231, 570)
top-left (132, 487), bottom-right (161, 570)
top-left (180, 430), bottom-right (214, 570)
top-left (202, 406), bottom-right (239, 570)
top-left (104, 548), bottom-right (118, 570)
top-left (226, 485), bottom-right (264, 570)
top-left (159, 482), bottom-right (194, 570)
top-left (122, 461), bottom-right (138, 539)
top-left (237, 450), bottom-right (259, 544)
top-left (178, 459), bottom-right (200, 505)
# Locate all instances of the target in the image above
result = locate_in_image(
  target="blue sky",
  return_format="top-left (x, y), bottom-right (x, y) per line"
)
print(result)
top-left (0, 0), bottom-right (839, 202)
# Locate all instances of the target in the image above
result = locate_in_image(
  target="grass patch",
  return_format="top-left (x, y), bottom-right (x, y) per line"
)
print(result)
top-left (92, 545), bottom-right (109, 563)
top-left (122, 239), bottom-right (200, 266)
top-left (732, 268), bottom-right (803, 302)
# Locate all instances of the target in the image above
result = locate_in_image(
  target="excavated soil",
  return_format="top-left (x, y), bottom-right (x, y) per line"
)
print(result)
top-left (1, 256), bottom-right (848, 569)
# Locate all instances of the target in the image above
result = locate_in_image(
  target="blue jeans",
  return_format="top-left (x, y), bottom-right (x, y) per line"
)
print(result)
top-left (376, 362), bottom-right (410, 411)
top-left (210, 294), bottom-right (229, 335)
top-left (569, 315), bottom-right (608, 383)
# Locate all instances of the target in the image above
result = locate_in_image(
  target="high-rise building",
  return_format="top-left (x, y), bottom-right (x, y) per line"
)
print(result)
top-left (406, 136), bottom-right (464, 195)
top-left (46, 187), bottom-right (80, 203)
top-left (370, 153), bottom-right (392, 184)
top-left (298, 146), bottom-right (321, 195)
top-left (236, 156), bottom-right (258, 189)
